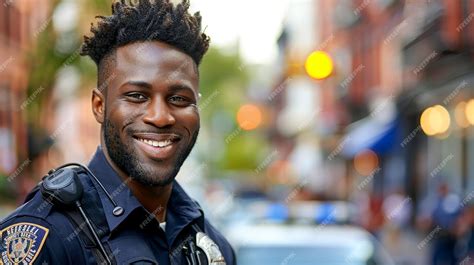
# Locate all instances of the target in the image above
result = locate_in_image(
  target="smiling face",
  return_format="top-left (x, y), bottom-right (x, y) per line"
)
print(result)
top-left (92, 41), bottom-right (200, 187)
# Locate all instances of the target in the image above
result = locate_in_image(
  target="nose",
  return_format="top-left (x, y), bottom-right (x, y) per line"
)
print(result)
top-left (142, 97), bottom-right (176, 127)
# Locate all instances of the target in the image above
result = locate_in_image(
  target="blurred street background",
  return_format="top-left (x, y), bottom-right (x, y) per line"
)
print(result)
top-left (1, 0), bottom-right (474, 264)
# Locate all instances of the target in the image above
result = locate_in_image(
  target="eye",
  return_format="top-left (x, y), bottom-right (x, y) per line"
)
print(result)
top-left (169, 95), bottom-right (193, 106)
top-left (125, 92), bottom-right (147, 102)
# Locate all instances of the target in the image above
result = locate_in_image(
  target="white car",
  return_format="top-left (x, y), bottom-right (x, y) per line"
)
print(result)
top-left (226, 223), bottom-right (395, 265)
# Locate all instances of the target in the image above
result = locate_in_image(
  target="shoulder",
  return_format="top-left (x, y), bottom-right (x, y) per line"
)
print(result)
top-left (0, 215), bottom-right (68, 264)
top-left (0, 188), bottom-right (85, 264)
top-left (202, 219), bottom-right (236, 265)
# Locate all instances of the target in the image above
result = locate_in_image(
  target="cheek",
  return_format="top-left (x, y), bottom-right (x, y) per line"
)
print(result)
top-left (177, 107), bottom-right (200, 129)
top-left (107, 102), bottom-right (142, 125)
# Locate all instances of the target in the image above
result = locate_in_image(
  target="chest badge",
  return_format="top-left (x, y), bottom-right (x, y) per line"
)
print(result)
top-left (195, 232), bottom-right (226, 265)
top-left (1, 222), bottom-right (49, 265)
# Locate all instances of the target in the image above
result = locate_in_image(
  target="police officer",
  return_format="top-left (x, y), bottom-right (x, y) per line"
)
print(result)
top-left (0, 0), bottom-right (235, 264)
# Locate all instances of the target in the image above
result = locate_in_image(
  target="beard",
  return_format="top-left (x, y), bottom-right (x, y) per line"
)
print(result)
top-left (103, 119), bottom-right (199, 187)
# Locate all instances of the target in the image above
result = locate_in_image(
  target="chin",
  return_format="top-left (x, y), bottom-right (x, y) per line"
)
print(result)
top-left (130, 164), bottom-right (178, 187)
top-left (132, 175), bottom-right (175, 187)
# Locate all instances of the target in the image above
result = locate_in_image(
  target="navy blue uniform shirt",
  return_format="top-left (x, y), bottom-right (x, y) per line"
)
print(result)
top-left (0, 147), bottom-right (235, 264)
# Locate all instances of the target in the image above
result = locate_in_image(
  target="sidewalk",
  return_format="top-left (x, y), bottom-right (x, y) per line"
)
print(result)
top-left (380, 227), bottom-right (429, 265)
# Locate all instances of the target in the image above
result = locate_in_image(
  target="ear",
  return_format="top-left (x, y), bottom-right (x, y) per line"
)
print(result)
top-left (91, 88), bottom-right (105, 124)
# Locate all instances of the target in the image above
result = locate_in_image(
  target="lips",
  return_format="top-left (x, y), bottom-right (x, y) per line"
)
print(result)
top-left (132, 133), bottom-right (181, 160)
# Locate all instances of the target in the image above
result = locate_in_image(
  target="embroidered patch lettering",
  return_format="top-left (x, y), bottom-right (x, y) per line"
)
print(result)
top-left (1, 222), bottom-right (49, 265)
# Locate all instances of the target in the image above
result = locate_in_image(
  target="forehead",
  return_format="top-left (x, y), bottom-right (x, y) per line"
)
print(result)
top-left (112, 41), bottom-right (198, 89)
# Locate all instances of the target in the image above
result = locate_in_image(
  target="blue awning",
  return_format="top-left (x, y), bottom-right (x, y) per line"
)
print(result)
top-left (341, 116), bottom-right (400, 158)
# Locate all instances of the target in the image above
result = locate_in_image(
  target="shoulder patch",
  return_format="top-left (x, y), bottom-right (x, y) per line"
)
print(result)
top-left (1, 222), bottom-right (49, 265)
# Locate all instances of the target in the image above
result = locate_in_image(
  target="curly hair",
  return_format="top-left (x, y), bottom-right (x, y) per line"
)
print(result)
top-left (81, 0), bottom-right (210, 67)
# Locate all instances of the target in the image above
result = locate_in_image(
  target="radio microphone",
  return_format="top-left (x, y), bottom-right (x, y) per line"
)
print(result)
top-left (40, 163), bottom-right (125, 265)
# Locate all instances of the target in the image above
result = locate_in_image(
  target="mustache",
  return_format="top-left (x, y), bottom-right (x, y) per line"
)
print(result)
top-left (126, 127), bottom-right (184, 137)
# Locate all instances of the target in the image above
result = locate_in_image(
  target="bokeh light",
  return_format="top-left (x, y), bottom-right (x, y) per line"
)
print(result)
top-left (454, 101), bottom-right (470, 128)
top-left (237, 104), bottom-right (262, 131)
top-left (466, 99), bottom-right (474, 125)
top-left (420, 105), bottom-right (451, 136)
top-left (420, 107), bottom-right (436, 136)
top-left (305, 51), bottom-right (333, 80)
top-left (354, 149), bottom-right (379, 176)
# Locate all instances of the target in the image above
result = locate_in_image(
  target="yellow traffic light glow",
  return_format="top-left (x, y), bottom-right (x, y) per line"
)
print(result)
top-left (237, 104), bottom-right (262, 131)
top-left (466, 99), bottom-right (474, 125)
top-left (420, 105), bottom-right (451, 136)
top-left (305, 51), bottom-right (333, 80)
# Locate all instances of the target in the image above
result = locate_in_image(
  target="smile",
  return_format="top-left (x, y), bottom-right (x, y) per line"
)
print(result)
top-left (132, 133), bottom-right (181, 160)
top-left (137, 138), bottom-right (173, 148)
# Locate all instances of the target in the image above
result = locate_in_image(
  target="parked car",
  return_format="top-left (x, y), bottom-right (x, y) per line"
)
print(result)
top-left (227, 223), bottom-right (394, 265)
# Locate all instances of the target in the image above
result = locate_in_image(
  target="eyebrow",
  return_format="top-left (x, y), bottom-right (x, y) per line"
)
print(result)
top-left (169, 84), bottom-right (197, 98)
top-left (121, 80), bottom-right (152, 89)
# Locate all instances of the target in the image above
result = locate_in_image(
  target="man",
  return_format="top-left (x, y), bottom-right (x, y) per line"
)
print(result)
top-left (0, 0), bottom-right (235, 264)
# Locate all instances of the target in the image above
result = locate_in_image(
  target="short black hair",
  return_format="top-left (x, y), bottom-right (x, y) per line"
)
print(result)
top-left (80, 0), bottom-right (210, 67)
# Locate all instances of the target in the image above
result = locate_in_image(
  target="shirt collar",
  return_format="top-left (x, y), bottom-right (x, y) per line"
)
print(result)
top-left (87, 146), bottom-right (203, 243)
top-left (166, 179), bottom-right (203, 246)
top-left (87, 146), bottom-right (143, 232)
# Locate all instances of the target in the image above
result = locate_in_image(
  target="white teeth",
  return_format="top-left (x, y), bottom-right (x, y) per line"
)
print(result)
top-left (139, 138), bottom-right (172, 148)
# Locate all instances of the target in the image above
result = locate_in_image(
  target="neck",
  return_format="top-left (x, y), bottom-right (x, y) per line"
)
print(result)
top-left (128, 180), bottom-right (172, 223)
top-left (100, 135), bottom-right (172, 223)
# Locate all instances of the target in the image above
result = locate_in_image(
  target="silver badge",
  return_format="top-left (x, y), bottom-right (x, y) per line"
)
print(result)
top-left (195, 232), bottom-right (226, 265)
